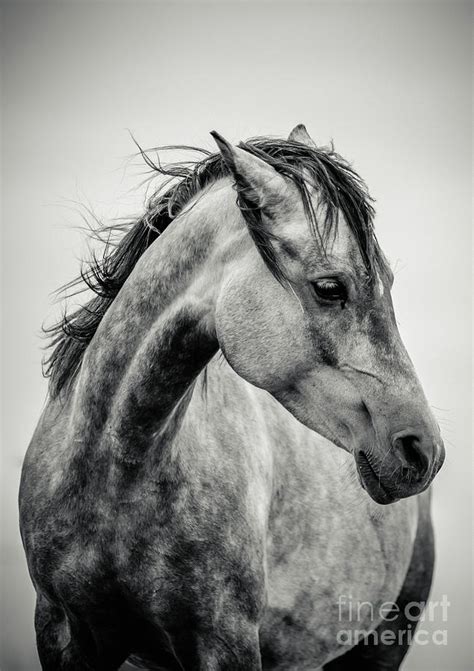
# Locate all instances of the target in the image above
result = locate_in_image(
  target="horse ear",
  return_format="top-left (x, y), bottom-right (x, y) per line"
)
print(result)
top-left (288, 124), bottom-right (317, 148)
top-left (210, 130), bottom-right (288, 211)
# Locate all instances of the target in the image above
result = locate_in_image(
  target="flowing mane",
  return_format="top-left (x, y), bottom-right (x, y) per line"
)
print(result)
top-left (44, 135), bottom-right (383, 397)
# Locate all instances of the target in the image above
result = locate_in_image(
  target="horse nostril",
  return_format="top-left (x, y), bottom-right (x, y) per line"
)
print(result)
top-left (392, 431), bottom-right (430, 480)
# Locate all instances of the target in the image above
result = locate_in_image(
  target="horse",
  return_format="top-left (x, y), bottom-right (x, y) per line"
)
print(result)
top-left (19, 124), bottom-right (445, 670)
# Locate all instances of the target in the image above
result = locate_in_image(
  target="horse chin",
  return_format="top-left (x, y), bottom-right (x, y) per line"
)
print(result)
top-left (355, 450), bottom-right (400, 505)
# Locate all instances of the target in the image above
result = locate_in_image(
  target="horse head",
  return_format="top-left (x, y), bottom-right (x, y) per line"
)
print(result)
top-left (212, 126), bottom-right (445, 504)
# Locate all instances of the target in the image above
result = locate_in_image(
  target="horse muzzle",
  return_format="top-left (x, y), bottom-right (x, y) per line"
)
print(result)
top-left (355, 434), bottom-right (445, 505)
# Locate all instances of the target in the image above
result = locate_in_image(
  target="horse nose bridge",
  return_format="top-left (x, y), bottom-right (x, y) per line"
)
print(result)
top-left (374, 327), bottom-right (420, 387)
top-left (363, 383), bottom-right (436, 431)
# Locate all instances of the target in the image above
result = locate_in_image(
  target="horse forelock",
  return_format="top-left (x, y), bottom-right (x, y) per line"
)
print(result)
top-left (44, 135), bottom-right (386, 398)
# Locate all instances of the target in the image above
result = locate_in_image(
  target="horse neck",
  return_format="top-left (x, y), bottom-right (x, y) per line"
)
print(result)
top-left (71, 180), bottom-right (244, 457)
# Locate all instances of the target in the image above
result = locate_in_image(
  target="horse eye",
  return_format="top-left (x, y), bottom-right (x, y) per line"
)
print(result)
top-left (312, 278), bottom-right (347, 303)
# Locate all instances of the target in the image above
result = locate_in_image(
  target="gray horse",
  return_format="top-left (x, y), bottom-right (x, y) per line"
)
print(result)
top-left (20, 125), bottom-right (445, 670)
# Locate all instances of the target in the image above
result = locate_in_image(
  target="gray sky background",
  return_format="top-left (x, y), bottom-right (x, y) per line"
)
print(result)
top-left (1, 2), bottom-right (472, 669)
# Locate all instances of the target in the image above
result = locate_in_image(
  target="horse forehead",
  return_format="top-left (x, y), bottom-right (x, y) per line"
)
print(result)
top-left (329, 223), bottom-right (355, 256)
top-left (321, 218), bottom-right (368, 274)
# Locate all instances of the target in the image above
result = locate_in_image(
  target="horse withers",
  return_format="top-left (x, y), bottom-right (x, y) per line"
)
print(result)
top-left (20, 124), bottom-right (445, 670)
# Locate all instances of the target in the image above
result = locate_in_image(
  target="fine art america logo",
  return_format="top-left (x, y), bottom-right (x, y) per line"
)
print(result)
top-left (336, 595), bottom-right (450, 647)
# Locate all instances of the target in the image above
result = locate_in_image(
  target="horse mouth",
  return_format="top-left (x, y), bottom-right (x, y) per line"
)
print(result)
top-left (355, 451), bottom-right (399, 505)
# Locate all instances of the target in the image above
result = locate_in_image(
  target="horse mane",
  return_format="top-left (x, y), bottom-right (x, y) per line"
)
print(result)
top-left (44, 135), bottom-right (383, 398)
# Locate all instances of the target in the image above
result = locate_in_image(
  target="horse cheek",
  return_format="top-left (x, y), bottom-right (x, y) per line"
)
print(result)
top-left (215, 268), bottom-right (308, 392)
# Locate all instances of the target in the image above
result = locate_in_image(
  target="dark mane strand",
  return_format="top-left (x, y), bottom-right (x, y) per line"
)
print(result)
top-left (44, 135), bottom-right (384, 397)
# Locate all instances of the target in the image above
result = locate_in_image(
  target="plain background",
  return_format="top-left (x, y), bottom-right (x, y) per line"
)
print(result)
top-left (1, 1), bottom-right (472, 669)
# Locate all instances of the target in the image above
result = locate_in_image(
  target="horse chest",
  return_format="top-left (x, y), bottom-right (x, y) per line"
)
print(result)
top-left (261, 474), bottom-right (418, 669)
